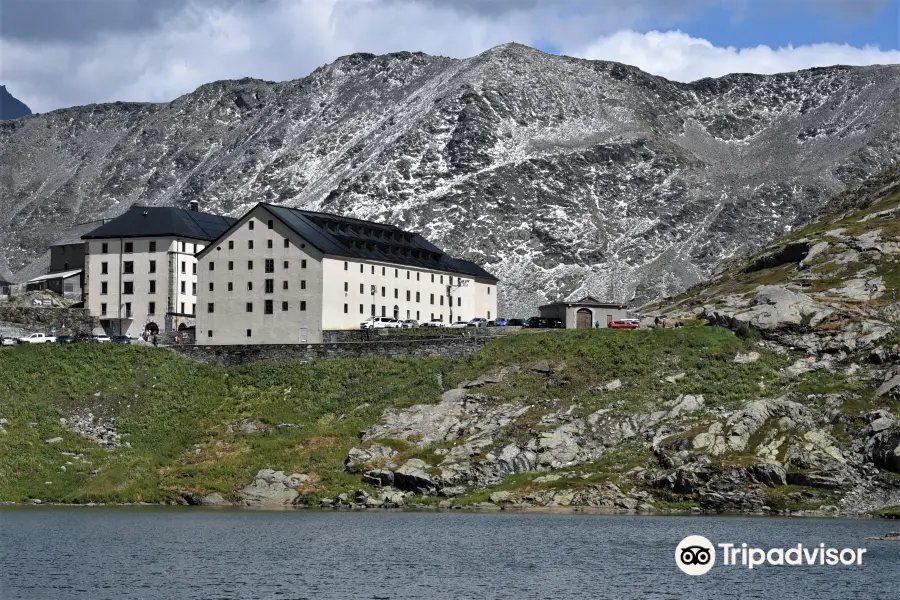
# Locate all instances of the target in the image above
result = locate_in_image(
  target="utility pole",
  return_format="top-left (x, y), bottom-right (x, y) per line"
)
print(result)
top-left (447, 278), bottom-right (469, 324)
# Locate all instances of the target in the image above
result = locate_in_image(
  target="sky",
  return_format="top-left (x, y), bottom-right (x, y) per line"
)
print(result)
top-left (0, 0), bottom-right (898, 113)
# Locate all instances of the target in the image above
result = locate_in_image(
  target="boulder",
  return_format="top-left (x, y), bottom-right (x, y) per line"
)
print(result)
top-left (393, 459), bottom-right (438, 494)
top-left (237, 469), bottom-right (308, 507)
top-left (529, 359), bottom-right (553, 374)
top-left (44, 437), bottom-right (63, 444)
top-left (664, 373), bottom-right (686, 384)
top-left (345, 444), bottom-right (398, 473)
top-left (200, 492), bottom-right (232, 507)
top-left (733, 352), bottom-right (760, 364)
top-left (489, 491), bottom-right (512, 504)
top-left (603, 379), bottom-right (623, 392)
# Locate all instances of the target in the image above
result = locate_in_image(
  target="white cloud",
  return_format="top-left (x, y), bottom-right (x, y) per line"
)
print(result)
top-left (574, 29), bottom-right (900, 82)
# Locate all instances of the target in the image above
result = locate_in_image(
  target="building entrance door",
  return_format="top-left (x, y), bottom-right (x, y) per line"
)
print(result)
top-left (576, 308), bottom-right (592, 329)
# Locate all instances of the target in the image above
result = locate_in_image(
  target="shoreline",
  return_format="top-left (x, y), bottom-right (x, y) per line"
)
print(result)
top-left (0, 500), bottom-right (890, 519)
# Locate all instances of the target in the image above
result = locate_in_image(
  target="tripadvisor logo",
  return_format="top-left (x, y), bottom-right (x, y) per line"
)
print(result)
top-left (675, 536), bottom-right (867, 575)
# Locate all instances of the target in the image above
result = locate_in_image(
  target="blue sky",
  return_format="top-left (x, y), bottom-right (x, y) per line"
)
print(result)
top-left (1, 0), bottom-right (898, 113)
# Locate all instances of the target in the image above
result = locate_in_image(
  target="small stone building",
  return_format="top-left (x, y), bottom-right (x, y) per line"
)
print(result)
top-left (539, 296), bottom-right (628, 329)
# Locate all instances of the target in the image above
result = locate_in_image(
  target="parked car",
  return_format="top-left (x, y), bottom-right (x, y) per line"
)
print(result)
top-left (450, 320), bottom-right (469, 328)
top-left (18, 332), bottom-right (56, 344)
top-left (114, 335), bottom-right (132, 344)
top-left (73, 333), bottom-right (93, 343)
top-left (424, 318), bottom-right (446, 328)
top-left (506, 318), bottom-right (526, 327)
top-left (0, 336), bottom-right (17, 346)
top-left (93, 334), bottom-right (112, 343)
top-left (360, 317), bottom-right (401, 329)
top-left (399, 319), bottom-right (419, 329)
top-left (493, 318), bottom-right (508, 327)
top-left (524, 317), bottom-right (549, 328)
top-left (468, 318), bottom-right (488, 328)
top-left (56, 335), bottom-right (76, 344)
top-left (609, 320), bottom-right (639, 330)
top-left (550, 318), bottom-right (564, 329)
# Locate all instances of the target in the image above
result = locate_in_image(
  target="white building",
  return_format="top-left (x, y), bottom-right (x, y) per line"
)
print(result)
top-left (81, 205), bottom-right (236, 337)
top-left (195, 203), bottom-right (499, 345)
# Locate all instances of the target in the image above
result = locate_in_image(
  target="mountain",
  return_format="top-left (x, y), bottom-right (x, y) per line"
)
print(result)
top-left (0, 86), bottom-right (32, 121)
top-left (1, 44), bottom-right (899, 314)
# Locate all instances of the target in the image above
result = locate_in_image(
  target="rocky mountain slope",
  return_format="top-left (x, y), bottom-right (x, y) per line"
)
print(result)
top-left (2, 44), bottom-right (899, 313)
top-left (0, 85), bottom-right (31, 121)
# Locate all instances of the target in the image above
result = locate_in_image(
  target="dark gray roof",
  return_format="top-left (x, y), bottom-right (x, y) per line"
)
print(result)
top-left (81, 206), bottom-right (236, 241)
top-left (204, 203), bottom-right (498, 282)
top-left (51, 221), bottom-right (105, 247)
top-left (539, 295), bottom-right (626, 309)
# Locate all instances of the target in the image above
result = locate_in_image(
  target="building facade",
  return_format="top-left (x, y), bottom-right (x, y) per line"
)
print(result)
top-left (539, 296), bottom-right (628, 328)
top-left (81, 206), bottom-right (235, 337)
top-left (196, 203), bottom-right (499, 345)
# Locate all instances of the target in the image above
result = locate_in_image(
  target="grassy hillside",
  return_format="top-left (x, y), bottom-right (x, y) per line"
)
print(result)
top-left (1, 326), bottom-right (885, 507)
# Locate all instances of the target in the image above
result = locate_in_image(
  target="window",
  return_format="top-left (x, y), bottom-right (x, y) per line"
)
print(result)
top-left (382, 267), bottom-right (386, 276)
top-left (344, 303), bottom-right (348, 313)
top-left (301, 280), bottom-right (306, 290)
top-left (123, 282), bottom-right (134, 295)
top-left (247, 329), bottom-right (252, 337)
top-left (344, 282), bottom-right (349, 292)
top-left (360, 284), bottom-right (364, 294)
top-left (440, 296), bottom-right (444, 306)
top-left (457, 297), bottom-right (461, 307)
top-left (149, 241), bottom-right (156, 252)
top-left (227, 282), bottom-right (233, 291)
top-left (284, 239), bottom-right (289, 248)
top-left (265, 259), bottom-right (274, 273)
top-left (371, 304), bottom-right (375, 315)
top-left (192, 263), bottom-right (197, 275)
top-left (301, 259), bottom-right (307, 268)
top-left (246, 302), bottom-right (253, 312)
top-left (394, 289), bottom-right (398, 299)
top-left (264, 300), bottom-right (273, 314)
top-left (247, 260), bottom-right (253, 270)
top-left (148, 302), bottom-right (155, 314)
top-left (149, 280), bottom-right (156, 294)
top-left (359, 304), bottom-right (364, 314)
top-left (371, 266), bottom-right (375, 274)
top-left (431, 274), bottom-right (434, 282)
top-left (124, 242), bottom-right (133, 253)
top-left (406, 291), bottom-right (410, 301)
top-left (149, 260), bottom-right (156, 273)
top-left (267, 219), bottom-right (273, 229)
top-left (488, 287), bottom-right (492, 295)
top-left (265, 279), bottom-right (274, 293)
top-left (180, 281), bottom-right (186, 294)
top-left (101, 262), bottom-right (108, 275)
top-left (100, 303), bottom-right (107, 315)
top-left (300, 301), bottom-right (307, 311)
top-left (488, 311), bottom-right (491, 319)
top-left (430, 294), bottom-right (434, 305)
top-left (344, 261), bottom-right (348, 271)
top-left (208, 303), bottom-right (214, 313)
top-left (126, 302), bottom-right (132, 316)
top-left (192, 282), bottom-right (197, 295)
top-left (416, 292), bottom-right (420, 302)
top-left (381, 286), bottom-right (386, 297)
top-left (247, 282), bottom-right (253, 291)
top-left (449, 276), bottom-right (453, 285)
top-left (416, 311), bottom-right (420, 321)
top-left (282, 281), bottom-right (289, 290)
top-left (208, 282), bottom-right (214, 292)
top-left (360, 264), bottom-right (364, 273)
top-left (395, 269), bottom-right (398, 278)
top-left (228, 240), bottom-right (234, 250)
top-left (181, 261), bottom-right (186, 274)
top-left (228, 261), bottom-right (234, 270)
top-left (416, 273), bottom-right (420, 281)
top-left (440, 275), bottom-right (444, 284)
top-left (100, 281), bottom-right (108, 295)
top-left (282, 301), bottom-right (288, 311)
top-left (248, 221), bottom-right (254, 230)
top-left (180, 242), bottom-right (186, 252)
top-left (123, 261), bottom-right (134, 274)
top-left (180, 302), bottom-right (185, 314)
top-left (208, 330), bottom-right (213, 338)
top-left (248, 240), bottom-right (254, 250)
top-left (101, 243), bottom-right (108, 254)
top-left (267, 239), bottom-right (273, 249)
top-left (381, 306), bottom-right (386, 317)
top-left (407, 271), bottom-right (410, 279)
top-left (283, 260), bottom-right (289, 269)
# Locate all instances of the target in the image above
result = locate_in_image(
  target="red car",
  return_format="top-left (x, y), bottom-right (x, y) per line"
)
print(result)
top-left (609, 320), bottom-right (639, 330)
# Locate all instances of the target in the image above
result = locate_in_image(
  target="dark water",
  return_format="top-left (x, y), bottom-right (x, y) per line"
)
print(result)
top-left (1, 508), bottom-right (898, 600)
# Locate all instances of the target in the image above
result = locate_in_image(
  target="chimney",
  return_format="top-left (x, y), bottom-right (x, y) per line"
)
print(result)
top-left (189, 201), bottom-right (199, 212)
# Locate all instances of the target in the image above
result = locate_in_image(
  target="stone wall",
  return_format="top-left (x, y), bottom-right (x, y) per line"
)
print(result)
top-left (322, 327), bottom-right (518, 343)
top-left (0, 306), bottom-right (98, 334)
top-left (172, 336), bottom-right (502, 367)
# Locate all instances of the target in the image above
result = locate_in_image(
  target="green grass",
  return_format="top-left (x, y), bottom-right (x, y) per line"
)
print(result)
top-left (0, 327), bottom-right (821, 504)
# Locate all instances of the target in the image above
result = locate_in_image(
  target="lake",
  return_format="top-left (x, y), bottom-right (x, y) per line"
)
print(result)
top-left (1, 508), bottom-right (897, 599)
